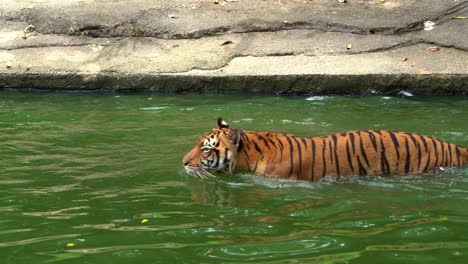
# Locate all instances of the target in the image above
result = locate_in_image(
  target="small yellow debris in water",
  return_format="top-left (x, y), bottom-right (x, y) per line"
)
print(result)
top-left (346, 44), bottom-right (352, 50)
top-left (66, 243), bottom-right (75, 247)
top-left (141, 219), bottom-right (149, 224)
top-left (441, 217), bottom-right (448, 221)
top-left (5, 61), bottom-right (13, 68)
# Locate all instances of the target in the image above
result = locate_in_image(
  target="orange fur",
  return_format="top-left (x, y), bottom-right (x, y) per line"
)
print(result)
top-left (183, 118), bottom-right (468, 182)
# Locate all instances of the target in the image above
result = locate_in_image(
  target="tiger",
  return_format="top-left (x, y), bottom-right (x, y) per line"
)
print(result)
top-left (182, 117), bottom-right (468, 182)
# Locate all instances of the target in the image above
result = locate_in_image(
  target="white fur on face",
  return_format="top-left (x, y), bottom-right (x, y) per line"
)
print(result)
top-left (203, 136), bottom-right (218, 147)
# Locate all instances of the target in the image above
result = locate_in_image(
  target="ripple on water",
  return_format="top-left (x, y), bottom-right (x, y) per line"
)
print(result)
top-left (139, 106), bottom-right (169, 111)
top-left (0, 233), bottom-right (80, 248)
top-left (22, 206), bottom-right (90, 220)
top-left (14, 183), bottom-right (82, 195)
top-left (306, 96), bottom-right (331, 101)
top-left (401, 225), bottom-right (450, 238)
top-left (0, 179), bottom-right (34, 185)
top-left (199, 236), bottom-right (342, 261)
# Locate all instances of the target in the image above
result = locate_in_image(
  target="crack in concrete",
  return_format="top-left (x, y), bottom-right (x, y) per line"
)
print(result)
top-left (344, 40), bottom-right (468, 55)
top-left (393, 1), bottom-right (468, 34)
top-left (184, 1), bottom-right (467, 38)
top-left (6, 1), bottom-right (466, 39)
top-left (0, 43), bottom-right (108, 51)
top-left (163, 42), bottom-right (468, 74)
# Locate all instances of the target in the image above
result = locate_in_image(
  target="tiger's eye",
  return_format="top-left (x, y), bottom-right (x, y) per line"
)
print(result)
top-left (201, 146), bottom-right (211, 152)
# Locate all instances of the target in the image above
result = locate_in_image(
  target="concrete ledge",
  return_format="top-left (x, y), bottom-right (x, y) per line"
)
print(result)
top-left (1, 0), bottom-right (467, 94)
top-left (2, 72), bottom-right (466, 95)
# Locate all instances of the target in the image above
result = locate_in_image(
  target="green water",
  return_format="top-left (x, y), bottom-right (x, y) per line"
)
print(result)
top-left (1, 92), bottom-right (468, 264)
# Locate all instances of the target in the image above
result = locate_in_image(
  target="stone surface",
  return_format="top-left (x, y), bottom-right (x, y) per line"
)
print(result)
top-left (0, 0), bottom-right (467, 94)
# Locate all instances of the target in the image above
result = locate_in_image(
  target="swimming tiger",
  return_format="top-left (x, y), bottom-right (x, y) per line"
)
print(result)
top-left (182, 117), bottom-right (468, 182)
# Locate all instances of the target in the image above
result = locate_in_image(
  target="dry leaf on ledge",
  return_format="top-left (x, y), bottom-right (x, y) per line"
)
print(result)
top-left (221, 40), bottom-right (234, 46)
top-left (425, 46), bottom-right (440, 52)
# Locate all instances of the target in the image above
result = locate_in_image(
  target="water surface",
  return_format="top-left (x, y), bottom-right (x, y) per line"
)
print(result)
top-left (1, 92), bottom-right (467, 263)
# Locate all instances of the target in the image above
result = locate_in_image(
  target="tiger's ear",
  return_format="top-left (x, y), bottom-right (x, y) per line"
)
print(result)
top-left (217, 117), bottom-right (230, 129)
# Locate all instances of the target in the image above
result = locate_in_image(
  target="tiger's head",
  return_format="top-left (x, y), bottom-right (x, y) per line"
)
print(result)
top-left (182, 117), bottom-right (240, 179)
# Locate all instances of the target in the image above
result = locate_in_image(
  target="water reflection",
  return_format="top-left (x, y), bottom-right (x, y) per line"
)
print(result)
top-left (185, 176), bottom-right (276, 207)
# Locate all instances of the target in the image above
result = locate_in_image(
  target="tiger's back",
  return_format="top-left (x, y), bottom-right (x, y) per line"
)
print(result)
top-left (183, 118), bottom-right (468, 182)
top-left (239, 130), bottom-right (468, 181)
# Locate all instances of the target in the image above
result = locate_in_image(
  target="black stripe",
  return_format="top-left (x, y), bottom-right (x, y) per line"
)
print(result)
top-left (222, 148), bottom-right (230, 165)
top-left (349, 132), bottom-right (356, 154)
top-left (418, 134), bottom-right (428, 151)
top-left (345, 139), bottom-right (355, 175)
top-left (238, 139), bottom-right (249, 160)
top-left (292, 136), bottom-right (303, 176)
top-left (380, 138), bottom-right (390, 174)
top-left (430, 137), bottom-right (439, 166)
top-left (253, 141), bottom-right (263, 154)
top-left (443, 143), bottom-right (449, 167)
top-left (388, 131), bottom-right (400, 161)
top-left (322, 138), bottom-right (327, 178)
top-left (301, 137), bottom-right (308, 150)
top-left (357, 157), bottom-right (367, 176)
top-left (407, 133), bottom-right (421, 171)
top-left (284, 135), bottom-right (295, 178)
top-left (213, 149), bottom-right (221, 168)
top-left (332, 134), bottom-right (341, 177)
top-left (257, 135), bottom-right (271, 150)
top-left (239, 130), bottom-right (247, 138)
top-left (443, 142), bottom-right (449, 167)
top-left (374, 130), bottom-right (383, 136)
top-left (276, 136), bottom-right (284, 161)
top-left (329, 140), bottom-right (334, 165)
top-left (368, 131), bottom-right (378, 151)
top-left (267, 137), bottom-right (277, 149)
top-left (264, 133), bottom-right (276, 149)
top-left (253, 159), bottom-right (259, 172)
top-left (455, 147), bottom-right (461, 166)
top-left (311, 139), bottom-right (316, 180)
top-left (438, 140), bottom-right (446, 167)
top-left (418, 134), bottom-right (429, 171)
top-left (223, 148), bottom-right (230, 168)
top-left (240, 131), bottom-right (251, 151)
top-left (448, 143), bottom-right (453, 166)
top-left (423, 151), bottom-right (432, 173)
top-left (237, 139), bottom-right (244, 153)
top-left (266, 135), bottom-right (276, 147)
top-left (358, 132), bottom-right (370, 167)
top-left (404, 137), bottom-right (411, 174)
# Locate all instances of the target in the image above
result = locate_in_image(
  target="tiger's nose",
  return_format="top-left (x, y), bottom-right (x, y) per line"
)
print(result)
top-left (183, 160), bottom-right (189, 166)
